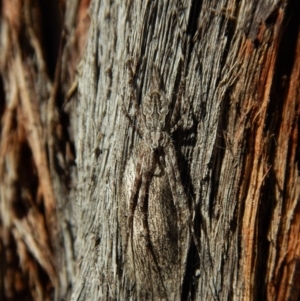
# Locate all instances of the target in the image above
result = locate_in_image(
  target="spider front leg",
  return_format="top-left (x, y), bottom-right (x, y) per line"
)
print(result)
top-left (170, 77), bottom-right (193, 135)
top-left (124, 154), bottom-right (143, 255)
top-left (122, 59), bottom-right (146, 136)
top-left (170, 77), bottom-right (185, 131)
top-left (164, 142), bottom-right (188, 214)
top-left (126, 59), bottom-right (140, 114)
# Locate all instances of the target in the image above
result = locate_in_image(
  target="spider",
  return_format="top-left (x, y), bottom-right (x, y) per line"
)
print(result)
top-left (122, 60), bottom-right (192, 266)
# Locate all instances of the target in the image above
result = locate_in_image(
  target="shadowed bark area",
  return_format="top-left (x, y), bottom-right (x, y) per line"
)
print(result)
top-left (0, 0), bottom-right (299, 301)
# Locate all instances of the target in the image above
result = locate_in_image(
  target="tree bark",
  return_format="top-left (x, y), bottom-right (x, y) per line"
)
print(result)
top-left (0, 0), bottom-right (299, 301)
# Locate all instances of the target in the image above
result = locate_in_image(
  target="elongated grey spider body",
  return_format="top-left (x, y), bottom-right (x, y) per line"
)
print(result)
top-left (121, 60), bottom-right (192, 297)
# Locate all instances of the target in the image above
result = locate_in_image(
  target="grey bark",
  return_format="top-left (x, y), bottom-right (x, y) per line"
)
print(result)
top-left (64, 0), bottom-right (299, 300)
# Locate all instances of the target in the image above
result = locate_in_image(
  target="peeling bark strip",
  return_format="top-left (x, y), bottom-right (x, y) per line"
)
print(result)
top-left (0, 0), bottom-right (86, 299)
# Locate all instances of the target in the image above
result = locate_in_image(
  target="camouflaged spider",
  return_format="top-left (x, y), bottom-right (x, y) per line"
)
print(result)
top-left (122, 60), bottom-right (190, 256)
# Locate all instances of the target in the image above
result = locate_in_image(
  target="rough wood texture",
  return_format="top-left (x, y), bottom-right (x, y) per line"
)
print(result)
top-left (72, 0), bottom-right (300, 300)
top-left (0, 0), bottom-right (299, 300)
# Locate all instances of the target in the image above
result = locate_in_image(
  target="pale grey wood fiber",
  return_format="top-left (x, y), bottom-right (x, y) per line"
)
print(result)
top-left (69, 0), bottom-right (284, 300)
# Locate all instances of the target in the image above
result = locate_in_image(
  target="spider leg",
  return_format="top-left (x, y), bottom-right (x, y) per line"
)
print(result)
top-left (124, 154), bottom-right (143, 256)
top-left (137, 150), bottom-right (154, 244)
top-left (164, 142), bottom-right (201, 256)
top-left (151, 64), bottom-right (161, 90)
top-left (125, 59), bottom-right (146, 136)
top-left (126, 59), bottom-right (140, 114)
top-left (122, 91), bottom-right (144, 137)
top-left (169, 76), bottom-right (185, 130)
top-left (164, 142), bottom-right (188, 210)
top-left (121, 100), bottom-right (138, 129)
top-left (136, 150), bottom-right (168, 295)
top-left (170, 119), bottom-right (183, 134)
top-left (170, 96), bottom-right (191, 134)
top-left (170, 77), bottom-right (192, 135)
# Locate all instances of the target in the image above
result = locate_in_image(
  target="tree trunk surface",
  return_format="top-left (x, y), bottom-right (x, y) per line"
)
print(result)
top-left (0, 0), bottom-right (299, 301)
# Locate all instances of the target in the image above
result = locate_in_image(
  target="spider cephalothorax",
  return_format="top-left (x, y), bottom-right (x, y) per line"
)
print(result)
top-left (141, 90), bottom-right (170, 149)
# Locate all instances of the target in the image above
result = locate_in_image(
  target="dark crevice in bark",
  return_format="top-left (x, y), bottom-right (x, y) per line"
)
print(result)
top-left (185, 0), bottom-right (203, 68)
top-left (39, 0), bottom-right (63, 79)
top-left (266, 0), bottom-right (299, 135)
top-left (186, 0), bottom-right (202, 40)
